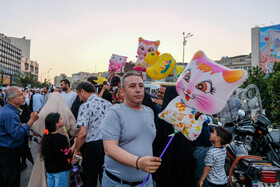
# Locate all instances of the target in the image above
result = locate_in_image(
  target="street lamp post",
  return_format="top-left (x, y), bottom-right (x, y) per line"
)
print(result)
top-left (47, 68), bottom-right (52, 82)
top-left (183, 32), bottom-right (193, 64)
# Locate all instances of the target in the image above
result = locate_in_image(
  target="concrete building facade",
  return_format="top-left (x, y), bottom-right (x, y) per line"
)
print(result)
top-left (215, 54), bottom-right (252, 70)
top-left (21, 56), bottom-right (39, 81)
top-left (54, 74), bottom-right (72, 88)
top-left (0, 35), bottom-right (22, 85)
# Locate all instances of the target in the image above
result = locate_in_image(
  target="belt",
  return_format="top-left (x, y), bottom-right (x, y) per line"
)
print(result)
top-left (105, 170), bottom-right (145, 186)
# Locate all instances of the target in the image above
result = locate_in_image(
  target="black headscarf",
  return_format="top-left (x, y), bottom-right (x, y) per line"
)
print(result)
top-left (152, 86), bottom-right (195, 187)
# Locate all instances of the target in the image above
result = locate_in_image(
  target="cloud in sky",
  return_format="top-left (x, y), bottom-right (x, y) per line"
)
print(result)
top-left (1, 0), bottom-right (279, 81)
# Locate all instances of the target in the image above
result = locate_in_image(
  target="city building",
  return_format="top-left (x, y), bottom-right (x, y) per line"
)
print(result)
top-left (0, 35), bottom-right (22, 85)
top-left (215, 54), bottom-right (252, 70)
top-left (251, 24), bottom-right (280, 74)
top-left (71, 72), bottom-right (94, 85)
top-left (54, 74), bottom-right (72, 88)
top-left (0, 33), bottom-right (39, 83)
top-left (21, 56), bottom-right (39, 81)
top-left (4, 36), bottom-right (31, 58)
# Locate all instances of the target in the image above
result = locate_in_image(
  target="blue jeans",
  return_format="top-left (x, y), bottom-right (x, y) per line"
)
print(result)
top-left (102, 170), bottom-right (154, 187)
top-left (193, 146), bottom-right (210, 187)
top-left (47, 170), bottom-right (70, 187)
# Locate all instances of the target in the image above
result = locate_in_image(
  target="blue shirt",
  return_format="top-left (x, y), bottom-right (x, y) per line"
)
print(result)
top-left (33, 93), bottom-right (42, 112)
top-left (0, 103), bottom-right (30, 148)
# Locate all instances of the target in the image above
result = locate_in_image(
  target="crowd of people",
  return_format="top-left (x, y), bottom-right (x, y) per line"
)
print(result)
top-left (0, 70), bottom-right (232, 187)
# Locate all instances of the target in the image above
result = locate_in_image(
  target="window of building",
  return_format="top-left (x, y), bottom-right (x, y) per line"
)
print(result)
top-left (25, 63), bottom-right (29, 70)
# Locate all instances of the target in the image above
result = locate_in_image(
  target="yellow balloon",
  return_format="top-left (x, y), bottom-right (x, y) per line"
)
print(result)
top-left (146, 53), bottom-right (176, 80)
top-left (176, 65), bottom-right (185, 77)
top-left (95, 73), bottom-right (108, 85)
top-left (145, 51), bottom-right (160, 66)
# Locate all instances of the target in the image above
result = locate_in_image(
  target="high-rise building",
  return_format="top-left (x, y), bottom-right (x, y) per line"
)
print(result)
top-left (0, 35), bottom-right (22, 85)
top-left (0, 33), bottom-right (39, 83)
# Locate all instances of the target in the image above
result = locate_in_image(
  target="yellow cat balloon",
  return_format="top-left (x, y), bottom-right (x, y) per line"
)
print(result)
top-left (145, 52), bottom-right (176, 80)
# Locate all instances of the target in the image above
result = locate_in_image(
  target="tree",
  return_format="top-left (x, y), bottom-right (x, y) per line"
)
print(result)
top-left (241, 64), bottom-right (280, 126)
top-left (13, 73), bottom-right (48, 88)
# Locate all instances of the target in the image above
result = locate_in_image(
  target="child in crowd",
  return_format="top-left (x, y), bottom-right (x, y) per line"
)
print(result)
top-left (198, 126), bottom-right (232, 187)
top-left (40, 113), bottom-right (73, 187)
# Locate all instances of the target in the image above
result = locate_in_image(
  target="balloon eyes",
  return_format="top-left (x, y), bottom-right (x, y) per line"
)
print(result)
top-left (141, 46), bottom-right (144, 51)
top-left (195, 81), bottom-right (212, 93)
top-left (184, 72), bottom-right (191, 83)
top-left (148, 48), bottom-right (154, 52)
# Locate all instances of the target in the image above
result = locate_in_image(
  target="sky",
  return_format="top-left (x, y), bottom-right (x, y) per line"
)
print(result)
top-left (1, 0), bottom-right (279, 82)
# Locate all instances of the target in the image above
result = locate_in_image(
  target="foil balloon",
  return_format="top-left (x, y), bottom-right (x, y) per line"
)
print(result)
top-left (176, 65), bottom-right (185, 77)
top-left (176, 50), bottom-right (248, 115)
top-left (95, 74), bottom-right (108, 85)
top-left (146, 52), bottom-right (176, 80)
top-left (159, 50), bottom-right (248, 141)
top-left (133, 37), bottom-right (160, 72)
top-left (108, 54), bottom-right (127, 72)
top-left (159, 96), bottom-right (209, 140)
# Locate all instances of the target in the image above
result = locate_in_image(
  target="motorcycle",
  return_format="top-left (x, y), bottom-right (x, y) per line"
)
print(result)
top-left (222, 110), bottom-right (280, 187)
top-left (226, 110), bottom-right (280, 167)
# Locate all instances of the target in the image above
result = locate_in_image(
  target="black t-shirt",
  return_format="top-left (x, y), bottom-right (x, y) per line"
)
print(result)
top-left (44, 133), bottom-right (72, 173)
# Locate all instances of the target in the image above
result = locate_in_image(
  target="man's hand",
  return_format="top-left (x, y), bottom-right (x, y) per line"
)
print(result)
top-left (138, 156), bottom-right (161, 173)
top-left (27, 112), bottom-right (39, 127)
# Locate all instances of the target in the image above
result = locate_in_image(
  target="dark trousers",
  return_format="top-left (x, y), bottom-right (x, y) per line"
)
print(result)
top-left (82, 140), bottom-right (104, 187)
top-left (0, 146), bottom-right (20, 187)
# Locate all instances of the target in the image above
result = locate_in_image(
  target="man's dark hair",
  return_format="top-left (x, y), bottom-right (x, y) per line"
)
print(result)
top-left (121, 71), bottom-right (141, 88)
top-left (44, 86), bottom-right (49, 90)
top-left (76, 81), bottom-right (96, 93)
top-left (60, 79), bottom-right (70, 87)
top-left (215, 126), bottom-right (232, 145)
top-left (87, 76), bottom-right (98, 85)
top-left (0, 89), bottom-right (2, 92)
top-left (24, 87), bottom-right (28, 91)
top-left (111, 76), bottom-right (121, 87)
top-left (160, 85), bottom-right (168, 88)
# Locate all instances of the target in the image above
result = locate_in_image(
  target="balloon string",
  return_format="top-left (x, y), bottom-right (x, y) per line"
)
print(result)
top-left (141, 132), bottom-right (177, 187)
top-left (172, 74), bottom-right (178, 80)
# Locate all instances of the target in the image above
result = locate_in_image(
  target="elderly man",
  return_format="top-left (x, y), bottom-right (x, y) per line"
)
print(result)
top-left (101, 71), bottom-right (161, 187)
top-left (0, 86), bottom-right (39, 187)
top-left (73, 81), bottom-right (112, 187)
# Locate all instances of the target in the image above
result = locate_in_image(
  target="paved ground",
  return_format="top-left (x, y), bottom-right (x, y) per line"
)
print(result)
top-left (20, 141), bottom-right (38, 187)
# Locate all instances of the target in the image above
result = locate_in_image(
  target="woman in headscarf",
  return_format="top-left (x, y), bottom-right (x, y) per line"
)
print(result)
top-left (28, 92), bottom-right (78, 187)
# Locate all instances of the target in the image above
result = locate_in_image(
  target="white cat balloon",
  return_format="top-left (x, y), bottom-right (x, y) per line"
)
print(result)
top-left (159, 51), bottom-right (248, 140)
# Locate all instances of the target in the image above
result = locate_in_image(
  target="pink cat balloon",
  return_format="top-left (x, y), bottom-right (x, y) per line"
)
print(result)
top-left (133, 37), bottom-right (160, 72)
top-left (159, 51), bottom-right (248, 140)
top-left (108, 54), bottom-right (127, 72)
top-left (176, 50), bottom-right (248, 115)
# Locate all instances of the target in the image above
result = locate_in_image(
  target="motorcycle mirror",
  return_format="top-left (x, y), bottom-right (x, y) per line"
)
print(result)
top-left (238, 109), bottom-right (245, 117)
top-left (268, 128), bottom-right (273, 133)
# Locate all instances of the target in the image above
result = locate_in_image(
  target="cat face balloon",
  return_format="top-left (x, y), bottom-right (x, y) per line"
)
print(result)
top-left (109, 54), bottom-right (127, 72)
top-left (137, 37), bottom-right (160, 59)
top-left (176, 51), bottom-right (248, 115)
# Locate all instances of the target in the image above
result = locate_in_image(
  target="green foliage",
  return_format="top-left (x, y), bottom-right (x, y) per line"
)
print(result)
top-left (242, 64), bottom-right (280, 126)
top-left (13, 73), bottom-right (48, 88)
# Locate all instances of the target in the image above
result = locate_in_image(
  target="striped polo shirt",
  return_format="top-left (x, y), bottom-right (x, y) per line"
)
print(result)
top-left (204, 146), bottom-right (228, 185)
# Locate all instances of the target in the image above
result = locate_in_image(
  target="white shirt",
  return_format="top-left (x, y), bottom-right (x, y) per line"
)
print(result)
top-left (60, 91), bottom-right (77, 108)
top-left (77, 94), bottom-right (112, 142)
